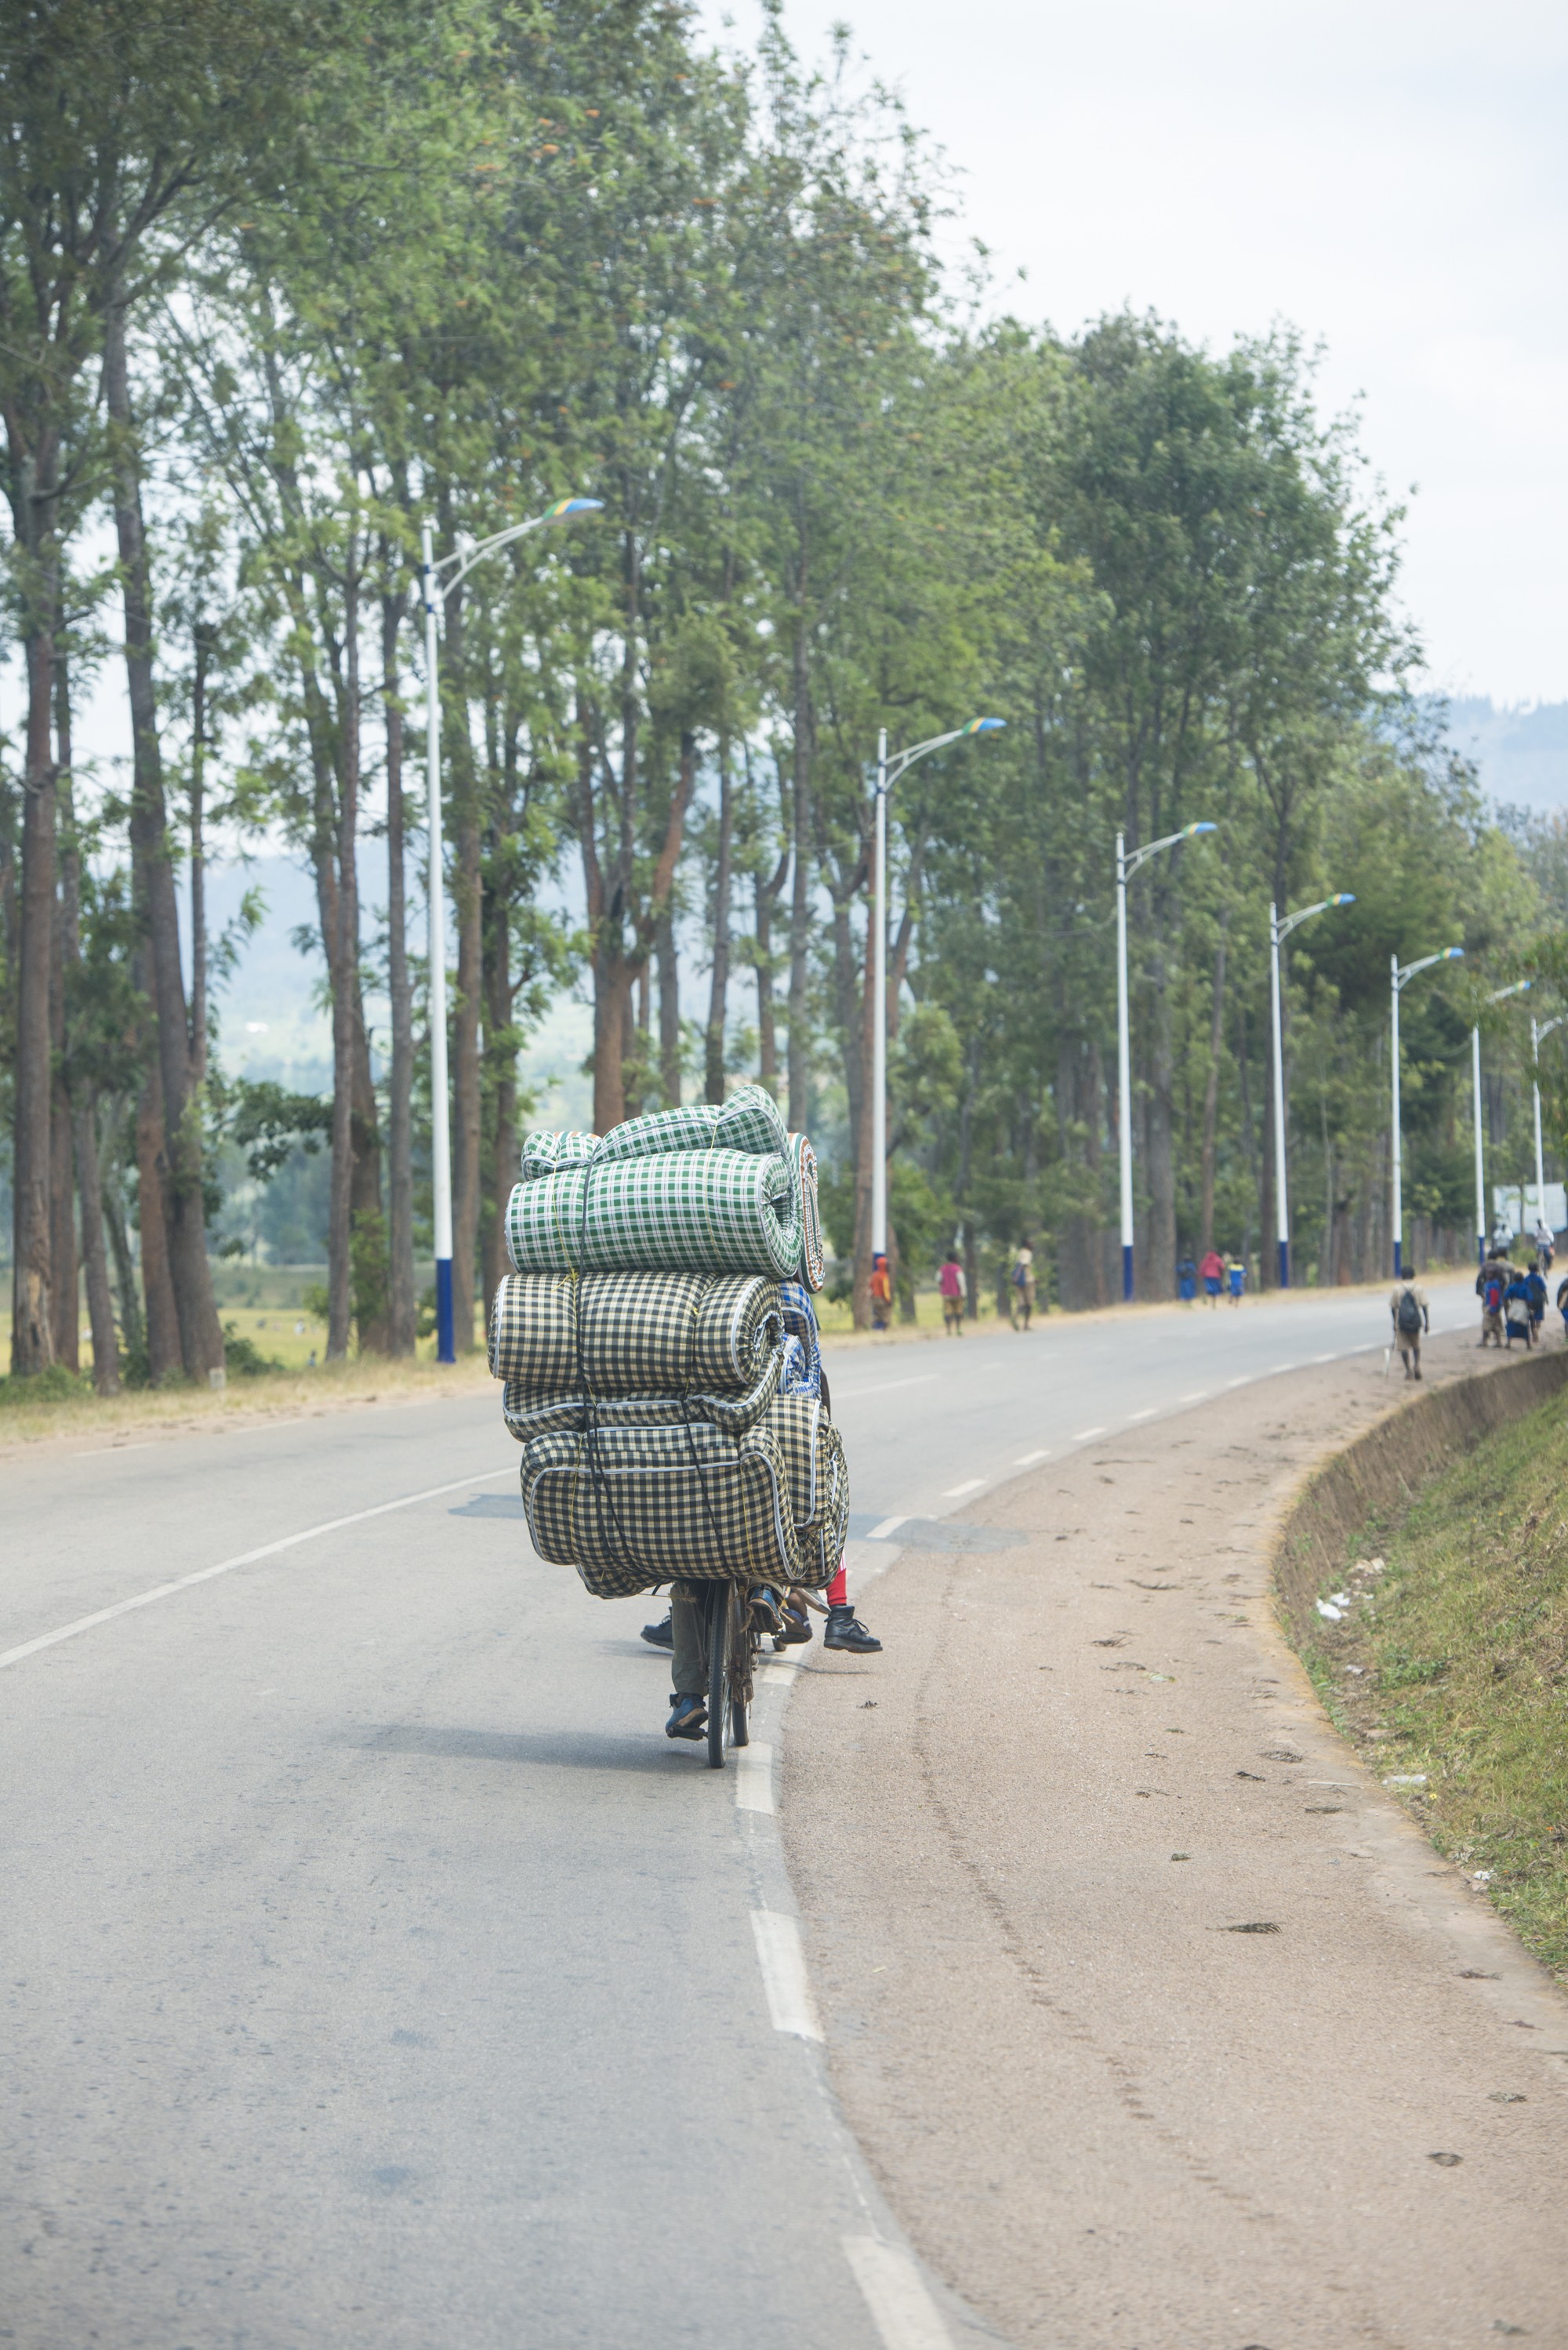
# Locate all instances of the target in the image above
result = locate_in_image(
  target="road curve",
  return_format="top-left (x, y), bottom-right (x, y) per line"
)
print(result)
top-left (0, 1278), bottom-right (1482, 2344)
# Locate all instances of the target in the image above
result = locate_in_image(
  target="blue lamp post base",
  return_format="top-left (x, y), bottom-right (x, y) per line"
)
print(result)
top-left (1277, 1238), bottom-right (1290, 1289)
top-left (435, 1258), bottom-right (456, 1365)
top-left (1122, 1243), bottom-right (1134, 1303)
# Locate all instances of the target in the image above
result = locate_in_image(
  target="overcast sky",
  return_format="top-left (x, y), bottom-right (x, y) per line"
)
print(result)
top-left (709, 0), bottom-right (1568, 709)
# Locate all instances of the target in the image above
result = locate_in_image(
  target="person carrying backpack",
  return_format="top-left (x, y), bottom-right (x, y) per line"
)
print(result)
top-left (1390, 1273), bottom-right (1428, 1378)
top-left (1504, 1271), bottom-right (1534, 1349)
top-left (1478, 1255), bottom-right (1507, 1348)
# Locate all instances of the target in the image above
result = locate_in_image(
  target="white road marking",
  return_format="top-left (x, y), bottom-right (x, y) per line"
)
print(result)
top-left (831, 1374), bottom-right (939, 1401)
top-left (76, 1440), bottom-right (155, 1458)
top-left (1271, 1361), bottom-right (1299, 1375)
top-left (1128, 1407), bottom-right (1157, 1422)
top-left (842, 2236), bottom-right (953, 2350)
top-left (751, 1909), bottom-right (822, 2040)
top-left (1071, 1426), bottom-right (1108, 1441)
top-left (942, 1477), bottom-right (985, 1497)
top-left (1313, 1353), bottom-right (1335, 1363)
top-left (1014, 1449), bottom-right (1051, 1467)
top-left (735, 1742), bottom-right (775, 1814)
top-left (868, 1514), bottom-right (908, 1540)
top-left (1181, 1389), bottom-right (1210, 1401)
top-left (0, 1465), bottom-right (515, 1674)
top-left (1225, 1376), bottom-right (1248, 1389)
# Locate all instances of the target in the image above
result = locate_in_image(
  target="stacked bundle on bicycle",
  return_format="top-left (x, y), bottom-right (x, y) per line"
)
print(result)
top-left (489, 1084), bottom-right (843, 1602)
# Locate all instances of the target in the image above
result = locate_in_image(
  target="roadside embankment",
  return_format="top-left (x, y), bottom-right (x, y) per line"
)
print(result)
top-left (1282, 1349), bottom-right (1568, 1980)
top-left (782, 1331), bottom-right (1568, 2350)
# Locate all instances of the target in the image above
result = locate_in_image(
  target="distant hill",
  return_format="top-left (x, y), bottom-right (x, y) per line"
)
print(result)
top-left (1443, 698), bottom-right (1568, 813)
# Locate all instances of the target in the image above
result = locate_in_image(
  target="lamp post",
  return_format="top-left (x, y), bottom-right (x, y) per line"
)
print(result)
top-left (1530, 1011), bottom-right (1565, 1244)
top-left (420, 496), bottom-right (601, 1362)
top-left (1390, 944), bottom-right (1464, 1277)
top-left (1268, 892), bottom-right (1354, 1288)
top-left (1116, 822), bottom-right (1218, 1301)
top-left (870, 719), bottom-right (1004, 1265)
top-left (1472, 980), bottom-right (1530, 1259)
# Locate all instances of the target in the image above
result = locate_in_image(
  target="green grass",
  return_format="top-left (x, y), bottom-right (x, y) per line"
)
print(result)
top-left (1312, 1397), bottom-right (1568, 1979)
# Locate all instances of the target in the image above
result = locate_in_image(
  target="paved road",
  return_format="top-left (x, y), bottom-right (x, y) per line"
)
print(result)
top-left (0, 1277), bottom-right (1479, 2347)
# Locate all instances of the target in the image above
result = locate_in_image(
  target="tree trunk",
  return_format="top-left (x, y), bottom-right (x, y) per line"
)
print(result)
top-left (325, 541), bottom-right (361, 1362)
top-left (10, 612), bottom-right (58, 1375)
top-left (657, 900), bottom-right (681, 1107)
top-left (189, 623), bottom-right (209, 1081)
top-left (1198, 912), bottom-right (1229, 1255)
top-left (134, 1041), bottom-right (183, 1383)
top-left (106, 287), bottom-right (223, 1385)
top-left (481, 870), bottom-right (514, 1320)
top-left (705, 736), bottom-right (733, 1104)
top-left (383, 590), bottom-right (416, 1356)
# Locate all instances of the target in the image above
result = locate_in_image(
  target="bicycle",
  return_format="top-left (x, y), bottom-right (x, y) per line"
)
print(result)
top-left (691, 1578), bottom-right (764, 1769)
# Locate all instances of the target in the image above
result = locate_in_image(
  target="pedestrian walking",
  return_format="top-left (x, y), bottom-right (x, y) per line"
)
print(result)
top-left (938, 1251), bottom-right (966, 1335)
top-left (1390, 1273), bottom-right (1428, 1378)
top-left (1478, 1256), bottom-right (1507, 1348)
top-left (1556, 1273), bottom-right (1568, 1342)
top-left (1525, 1264), bottom-right (1548, 1344)
top-left (1178, 1255), bottom-right (1197, 1305)
top-left (1534, 1216), bottom-right (1555, 1276)
top-left (1226, 1255), bottom-right (1246, 1306)
top-left (870, 1251), bottom-right (892, 1332)
top-left (1199, 1246), bottom-right (1224, 1306)
top-left (1504, 1270), bottom-right (1534, 1349)
top-left (1011, 1244), bottom-right (1037, 1331)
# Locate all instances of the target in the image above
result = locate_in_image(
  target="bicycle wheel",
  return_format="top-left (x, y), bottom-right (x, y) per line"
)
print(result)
top-left (730, 1591), bottom-right (753, 1749)
top-left (706, 1582), bottom-right (731, 1769)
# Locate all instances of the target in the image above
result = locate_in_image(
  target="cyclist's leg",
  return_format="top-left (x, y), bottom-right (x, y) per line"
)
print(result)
top-left (666, 1582), bottom-right (709, 1738)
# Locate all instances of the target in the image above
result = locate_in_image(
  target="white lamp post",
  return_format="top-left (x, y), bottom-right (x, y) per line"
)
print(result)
top-left (1390, 944), bottom-right (1464, 1277)
top-left (1472, 980), bottom-right (1530, 1260)
top-left (1268, 892), bottom-right (1354, 1288)
top-left (869, 718), bottom-right (1004, 1263)
top-left (1531, 1011), bottom-right (1565, 1248)
top-left (419, 496), bottom-right (601, 1362)
top-left (1115, 822), bottom-right (1218, 1301)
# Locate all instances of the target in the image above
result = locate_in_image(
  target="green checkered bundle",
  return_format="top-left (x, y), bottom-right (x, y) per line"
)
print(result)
top-left (495, 1090), bottom-right (847, 1598)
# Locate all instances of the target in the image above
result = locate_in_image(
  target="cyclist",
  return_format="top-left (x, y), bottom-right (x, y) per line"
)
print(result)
top-left (1534, 1216), bottom-right (1555, 1276)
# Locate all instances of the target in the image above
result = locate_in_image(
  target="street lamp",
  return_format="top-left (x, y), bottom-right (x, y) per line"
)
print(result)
top-left (419, 496), bottom-right (602, 1363)
top-left (870, 719), bottom-right (1004, 1265)
top-left (1116, 822), bottom-right (1218, 1301)
top-left (1390, 945), bottom-right (1464, 1277)
top-left (1472, 980), bottom-right (1529, 1260)
top-left (1530, 1011), bottom-right (1565, 1246)
top-left (1268, 893), bottom-right (1354, 1288)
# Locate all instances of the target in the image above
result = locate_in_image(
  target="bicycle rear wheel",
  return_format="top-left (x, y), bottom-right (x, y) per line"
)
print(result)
top-left (706, 1583), bottom-right (731, 1769)
top-left (730, 1592), bottom-right (753, 1749)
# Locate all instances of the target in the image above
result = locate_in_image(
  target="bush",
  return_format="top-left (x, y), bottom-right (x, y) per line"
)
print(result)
top-left (222, 1322), bottom-right (285, 1377)
top-left (0, 1362), bottom-right (91, 1407)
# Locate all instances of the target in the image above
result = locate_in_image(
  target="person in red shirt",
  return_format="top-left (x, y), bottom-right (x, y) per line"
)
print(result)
top-left (870, 1251), bottom-right (892, 1331)
top-left (1199, 1247), bottom-right (1225, 1305)
top-left (938, 1251), bottom-right (965, 1335)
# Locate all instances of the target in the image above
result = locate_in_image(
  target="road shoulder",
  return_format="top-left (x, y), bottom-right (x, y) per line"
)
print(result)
top-left (783, 1331), bottom-right (1568, 2350)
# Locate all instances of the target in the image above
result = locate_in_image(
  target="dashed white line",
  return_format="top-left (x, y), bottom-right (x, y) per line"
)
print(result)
top-left (735, 1742), bottom-right (775, 1814)
top-left (1180, 1389), bottom-right (1210, 1402)
top-left (1312, 1353), bottom-right (1335, 1363)
top-left (867, 1514), bottom-right (908, 1541)
top-left (1014, 1449), bottom-right (1051, 1467)
top-left (1071, 1426), bottom-right (1108, 1442)
top-left (0, 1466), bottom-right (515, 1675)
top-left (842, 2237), bottom-right (953, 2349)
top-left (1225, 1376), bottom-right (1249, 1389)
top-left (830, 1373), bottom-right (939, 1402)
top-left (1270, 1362), bottom-right (1299, 1375)
top-left (1127, 1407), bottom-right (1157, 1422)
top-left (942, 1477), bottom-right (985, 1498)
top-left (75, 1440), bottom-right (155, 1458)
top-left (751, 1910), bottom-right (822, 2040)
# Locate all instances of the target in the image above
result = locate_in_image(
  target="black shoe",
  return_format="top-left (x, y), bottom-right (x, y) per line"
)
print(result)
top-left (666, 1693), bottom-right (707, 1740)
top-left (825, 1605), bottom-right (882, 1654)
top-left (750, 1586), bottom-right (784, 1637)
top-left (641, 1614), bottom-right (673, 1650)
top-left (775, 1601), bottom-right (813, 1649)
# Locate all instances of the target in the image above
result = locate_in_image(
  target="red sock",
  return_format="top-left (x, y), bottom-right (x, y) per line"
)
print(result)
top-left (827, 1565), bottom-right (848, 1608)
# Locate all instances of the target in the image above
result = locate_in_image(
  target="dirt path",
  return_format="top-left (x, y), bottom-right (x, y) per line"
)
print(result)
top-left (784, 1330), bottom-right (1568, 2350)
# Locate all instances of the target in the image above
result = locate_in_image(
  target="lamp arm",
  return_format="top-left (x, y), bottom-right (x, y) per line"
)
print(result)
top-left (880, 728), bottom-right (966, 793)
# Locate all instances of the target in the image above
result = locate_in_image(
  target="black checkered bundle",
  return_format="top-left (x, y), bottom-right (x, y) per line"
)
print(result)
top-left (488, 1263), bottom-right (848, 1600)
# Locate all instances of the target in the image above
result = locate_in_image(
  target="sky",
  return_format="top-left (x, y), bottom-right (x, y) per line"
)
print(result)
top-left (707, 0), bottom-right (1568, 708)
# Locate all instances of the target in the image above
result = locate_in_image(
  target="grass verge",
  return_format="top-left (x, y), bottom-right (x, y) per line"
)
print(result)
top-left (1301, 1391), bottom-right (1568, 1980)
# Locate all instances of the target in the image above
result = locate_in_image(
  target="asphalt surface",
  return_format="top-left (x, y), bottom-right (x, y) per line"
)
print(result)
top-left (0, 1277), bottom-right (1479, 2347)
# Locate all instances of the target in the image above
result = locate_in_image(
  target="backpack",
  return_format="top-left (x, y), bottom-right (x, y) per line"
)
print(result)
top-left (1396, 1287), bottom-right (1423, 1335)
top-left (1484, 1278), bottom-right (1503, 1314)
